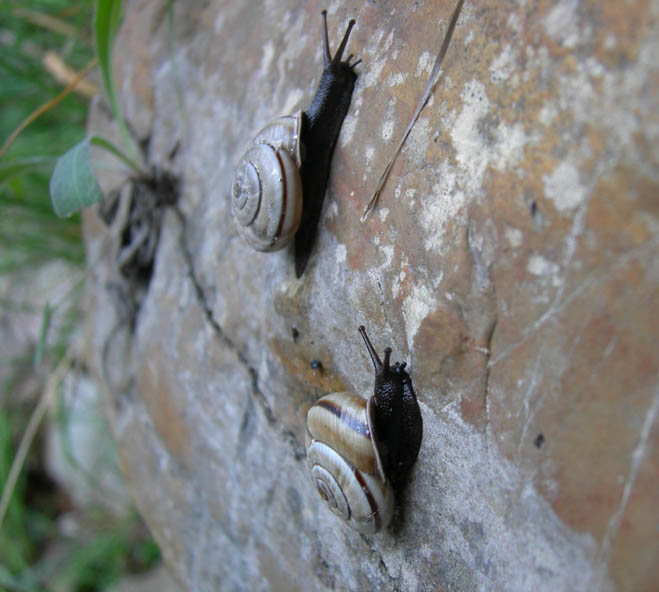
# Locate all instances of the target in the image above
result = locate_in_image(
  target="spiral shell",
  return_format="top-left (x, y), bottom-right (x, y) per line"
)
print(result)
top-left (231, 114), bottom-right (303, 251)
top-left (305, 391), bottom-right (395, 534)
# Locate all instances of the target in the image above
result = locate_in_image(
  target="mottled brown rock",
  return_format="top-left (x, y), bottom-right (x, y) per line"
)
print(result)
top-left (84, 0), bottom-right (659, 590)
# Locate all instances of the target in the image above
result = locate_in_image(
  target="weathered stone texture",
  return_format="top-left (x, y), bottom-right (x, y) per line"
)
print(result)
top-left (84, 0), bottom-right (659, 590)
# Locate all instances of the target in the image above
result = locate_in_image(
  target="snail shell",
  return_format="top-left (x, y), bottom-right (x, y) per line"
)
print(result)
top-left (230, 12), bottom-right (359, 275)
top-left (231, 114), bottom-right (303, 251)
top-left (305, 326), bottom-right (423, 534)
top-left (306, 392), bottom-right (394, 534)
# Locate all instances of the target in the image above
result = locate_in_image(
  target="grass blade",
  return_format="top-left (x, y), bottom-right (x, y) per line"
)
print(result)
top-left (361, 0), bottom-right (465, 221)
top-left (94, 0), bottom-right (139, 161)
top-left (0, 347), bottom-right (74, 529)
top-left (90, 135), bottom-right (142, 173)
top-left (0, 156), bottom-right (53, 186)
top-left (34, 302), bottom-right (53, 369)
top-left (0, 57), bottom-right (97, 159)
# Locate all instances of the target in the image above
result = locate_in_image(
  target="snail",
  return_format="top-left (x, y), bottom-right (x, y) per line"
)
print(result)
top-left (305, 326), bottom-right (423, 533)
top-left (231, 10), bottom-right (359, 277)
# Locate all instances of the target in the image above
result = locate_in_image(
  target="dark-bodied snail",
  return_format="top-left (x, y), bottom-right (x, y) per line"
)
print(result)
top-left (305, 326), bottom-right (423, 533)
top-left (231, 11), bottom-right (359, 277)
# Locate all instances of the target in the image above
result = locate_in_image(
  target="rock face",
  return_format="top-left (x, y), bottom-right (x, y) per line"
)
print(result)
top-left (83, 0), bottom-right (659, 590)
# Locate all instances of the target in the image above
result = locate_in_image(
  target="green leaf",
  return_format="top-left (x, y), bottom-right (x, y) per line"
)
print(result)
top-left (49, 139), bottom-right (104, 217)
top-left (94, 0), bottom-right (139, 161)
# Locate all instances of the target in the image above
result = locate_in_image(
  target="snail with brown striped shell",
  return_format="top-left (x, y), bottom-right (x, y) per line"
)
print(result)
top-left (305, 326), bottom-right (423, 534)
top-left (231, 11), bottom-right (359, 277)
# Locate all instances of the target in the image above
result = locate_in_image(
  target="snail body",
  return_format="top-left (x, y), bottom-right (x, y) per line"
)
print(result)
top-left (305, 326), bottom-right (423, 534)
top-left (231, 11), bottom-right (359, 276)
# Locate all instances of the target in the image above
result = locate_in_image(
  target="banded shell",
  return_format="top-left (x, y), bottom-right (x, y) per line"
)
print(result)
top-left (305, 391), bottom-right (394, 534)
top-left (231, 114), bottom-right (303, 251)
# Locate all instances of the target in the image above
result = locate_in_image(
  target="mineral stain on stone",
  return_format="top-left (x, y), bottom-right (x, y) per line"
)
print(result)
top-left (84, 1), bottom-right (659, 590)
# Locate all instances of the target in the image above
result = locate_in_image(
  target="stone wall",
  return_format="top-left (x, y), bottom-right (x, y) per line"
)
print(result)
top-left (83, 0), bottom-right (659, 590)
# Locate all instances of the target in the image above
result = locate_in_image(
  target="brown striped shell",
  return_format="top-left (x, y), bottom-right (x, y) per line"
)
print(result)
top-left (305, 391), bottom-right (395, 534)
top-left (231, 114), bottom-right (303, 251)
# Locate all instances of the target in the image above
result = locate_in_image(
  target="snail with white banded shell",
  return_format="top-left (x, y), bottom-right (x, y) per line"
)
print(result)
top-left (231, 11), bottom-right (359, 277)
top-left (305, 326), bottom-right (423, 533)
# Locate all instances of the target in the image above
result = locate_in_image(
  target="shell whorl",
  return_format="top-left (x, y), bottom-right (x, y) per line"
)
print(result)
top-left (306, 392), bottom-right (394, 534)
top-left (231, 114), bottom-right (303, 251)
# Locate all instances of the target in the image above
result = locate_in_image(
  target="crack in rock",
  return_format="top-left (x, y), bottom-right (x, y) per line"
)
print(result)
top-left (174, 209), bottom-right (305, 460)
top-left (467, 222), bottom-right (499, 428)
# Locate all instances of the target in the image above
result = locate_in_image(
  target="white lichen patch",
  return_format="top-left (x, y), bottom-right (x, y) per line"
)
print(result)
top-left (450, 79), bottom-right (531, 194)
top-left (604, 34), bottom-right (616, 50)
top-left (365, 145), bottom-right (375, 163)
top-left (543, 161), bottom-right (587, 212)
top-left (324, 2), bottom-right (340, 17)
top-left (378, 207), bottom-right (389, 222)
top-left (584, 56), bottom-right (605, 79)
top-left (258, 41), bottom-right (275, 78)
top-left (381, 119), bottom-right (394, 142)
top-left (391, 254), bottom-right (409, 300)
top-left (450, 80), bottom-right (491, 192)
top-left (552, 274), bottom-right (564, 288)
top-left (362, 55), bottom-right (387, 88)
top-left (359, 29), bottom-right (397, 89)
top-left (490, 44), bottom-right (518, 85)
top-left (505, 226), bottom-right (523, 249)
top-left (527, 253), bottom-right (560, 277)
top-left (419, 159), bottom-right (462, 253)
top-left (392, 267), bottom-right (405, 299)
top-left (338, 113), bottom-right (357, 148)
top-left (387, 72), bottom-right (407, 86)
top-left (507, 11), bottom-right (522, 33)
top-left (405, 187), bottom-right (417, 209)
top-left (362, 26), bottom-right (385, 58)
top-left (381, 29), bottom-right (395, 55)
top-left (543, 0), bottom-right (580, 48)
top-left (378, 244), bottom-right (394, 269)
top-left (325, 200), bottom-right (339, 220)
top-left (335, 243), bottom-right (347, 264)
top-left (416, 50), bottom-right (432, 77)
top-left (492, 122), bottom-right (528, 170)
top-left (403, 283), bottom-right (438, 346)
top-left (538, 101), bottom-right (558, 126)
top-left (404, 117), bottom-right (431, 163)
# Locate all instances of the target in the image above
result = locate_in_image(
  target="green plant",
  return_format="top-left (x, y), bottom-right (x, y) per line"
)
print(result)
top-left (50, 0), bottom-right (146, 219)
top-left (0, 2), bottom-right (164, 590)
top-left (0, 349), bottom-right (162, 591)
top-left (0, 0), bottom-right (95, 271)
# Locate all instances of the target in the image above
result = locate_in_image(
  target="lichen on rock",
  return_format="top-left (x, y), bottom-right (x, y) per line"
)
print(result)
top-left (84, 1), bottom-right (659, 590)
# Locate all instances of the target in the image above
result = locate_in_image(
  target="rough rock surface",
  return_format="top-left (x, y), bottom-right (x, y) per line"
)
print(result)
top-left (83, 0), bottom-right (659, 590)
